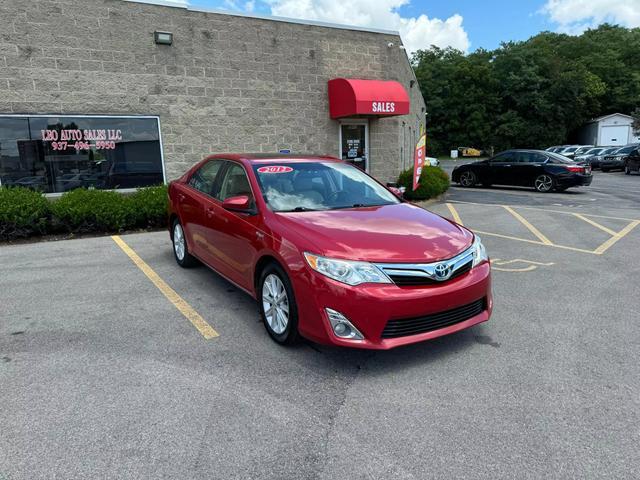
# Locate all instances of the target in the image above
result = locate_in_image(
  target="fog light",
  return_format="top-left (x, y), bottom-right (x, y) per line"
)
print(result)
top-left (325, 308), bottom-right (364, 340)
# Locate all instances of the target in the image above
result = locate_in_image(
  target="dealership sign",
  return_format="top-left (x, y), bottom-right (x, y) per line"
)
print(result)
top-left (371, 102), bottom-right (395, 113)
top-left (40, 128), bottom-right (122, 151)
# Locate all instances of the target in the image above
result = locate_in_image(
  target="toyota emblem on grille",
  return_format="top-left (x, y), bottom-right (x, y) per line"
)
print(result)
top-left (434, 263), bottom-right (451, 280)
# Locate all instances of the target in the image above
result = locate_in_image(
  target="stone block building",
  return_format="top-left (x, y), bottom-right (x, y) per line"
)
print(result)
top-left (0, 0), bottom-right (426, 192)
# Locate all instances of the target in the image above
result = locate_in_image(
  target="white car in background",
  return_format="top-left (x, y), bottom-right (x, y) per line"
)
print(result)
top-left (426, 156), bottom-right (440, 166)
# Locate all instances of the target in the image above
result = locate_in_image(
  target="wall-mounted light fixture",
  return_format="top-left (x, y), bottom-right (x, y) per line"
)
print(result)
top-left (410, 80), bottom-right (415, 88)
top-left (154, 31), bottom-right (173, 45)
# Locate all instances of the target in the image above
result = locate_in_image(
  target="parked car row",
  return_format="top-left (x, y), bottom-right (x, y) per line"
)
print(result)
top-left (545, 145), bottom-right (594, 159)
top-left (546, 144), bottom-right (640, 173)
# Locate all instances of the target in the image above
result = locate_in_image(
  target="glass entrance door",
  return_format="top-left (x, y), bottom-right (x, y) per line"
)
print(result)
top-left (340, 122), bottom-right (368, 171)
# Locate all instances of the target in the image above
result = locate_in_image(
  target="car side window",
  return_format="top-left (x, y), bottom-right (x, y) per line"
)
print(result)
top-left (188, 160), bottom-right (224, 197)
top-left (520, 152), bottom-right (546, 163)
top-left (218, 163), bottom-right (254, 201)
top-left (491, 153), bottom-right (513, 163)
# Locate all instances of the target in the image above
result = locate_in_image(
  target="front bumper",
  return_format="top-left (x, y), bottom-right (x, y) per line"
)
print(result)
top-left (293, 261), bottom-right (492, 349)
top-left (601, 157), bottom-right (625, 169)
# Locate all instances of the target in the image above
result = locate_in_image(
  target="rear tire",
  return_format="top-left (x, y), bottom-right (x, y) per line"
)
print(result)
top-left (258, 263), bottom-right (299, 345)
top-left (625, 166), bottom-right (631, 175)
top-left (534, 174), bottom-right (554, 193)
top-left (172, 219), bottom-right (198, 268)
top-left (601, 167), bottom-right (609, 173)
top-left (459, 170), bottom-right (477, 187)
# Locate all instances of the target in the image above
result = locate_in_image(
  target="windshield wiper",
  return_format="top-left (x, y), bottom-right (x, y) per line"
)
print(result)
top-left (278, 206), bottom-right (321, 212)
top-left (329, 203), bottom-right (392, 210)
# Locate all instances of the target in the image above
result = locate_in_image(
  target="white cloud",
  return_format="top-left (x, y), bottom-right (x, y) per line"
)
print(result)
top-left (542, 0), bottom-right (640, 33)
top-left (266, 0), bottom-right (470, 53)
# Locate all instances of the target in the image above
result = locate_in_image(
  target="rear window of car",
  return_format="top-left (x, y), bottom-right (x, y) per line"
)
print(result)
top-left (546, 152), bottom-right (576, 164)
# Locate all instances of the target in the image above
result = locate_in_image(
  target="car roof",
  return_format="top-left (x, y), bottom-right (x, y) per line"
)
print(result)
top-left (503, 149), bottom-right (549, 153)
top-left (204, 153), bottom-right (341, 164)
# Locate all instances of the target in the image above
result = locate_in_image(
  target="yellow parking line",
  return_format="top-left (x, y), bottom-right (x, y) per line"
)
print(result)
top-left (449, 200), bottom-right (640, 222)
top-left (592, 221), bottom-right (640, 255)
top-left (111, 235), bottom-right (219, 339)
top-left (446, 202), bottom-right (464, 225)
top-left (474, 230), bottom-right (597, 254)
top-left (502, 206), bottom-right (553, 245)
top-left (571, 213), bottom-right (617, 236)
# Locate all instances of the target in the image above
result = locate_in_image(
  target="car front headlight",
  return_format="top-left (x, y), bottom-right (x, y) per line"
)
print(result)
top-left (303, 253), bottom-right (391, 286)
top-left (471, 235), bottom-right (489, 267)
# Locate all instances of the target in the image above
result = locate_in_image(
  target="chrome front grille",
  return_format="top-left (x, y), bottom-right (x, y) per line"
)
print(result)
top-left (376, 246), bottom-right (474, 286)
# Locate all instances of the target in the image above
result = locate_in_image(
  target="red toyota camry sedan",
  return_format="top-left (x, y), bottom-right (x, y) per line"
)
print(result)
top-left (168, 154), bottom-right (492, 349)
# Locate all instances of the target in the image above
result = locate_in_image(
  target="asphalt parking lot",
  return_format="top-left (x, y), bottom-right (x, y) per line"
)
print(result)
top-left (1, 167), bottom-right (639, 479)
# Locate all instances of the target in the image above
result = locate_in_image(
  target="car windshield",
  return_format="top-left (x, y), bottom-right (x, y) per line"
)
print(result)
top-left (615, 145), bottom-right (636, 154)
top-left (584, 148), bottom-right (602, 155)
top-left (564, 147), bottom-right (579, 152)
top-left (252, 162), bottom-right (399, 212)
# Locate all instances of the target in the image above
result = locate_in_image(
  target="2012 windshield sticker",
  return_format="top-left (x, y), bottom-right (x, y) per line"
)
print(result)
top-left (257, 166), bottom-right (293, 173)
top-left (40, 129), bottom-right (121, 150)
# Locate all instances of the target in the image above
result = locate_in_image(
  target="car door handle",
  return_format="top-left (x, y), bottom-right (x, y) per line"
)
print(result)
top-left (205, 207), bottom-right (215, 217)
top-left (178, 193), bottom-right (186, 202)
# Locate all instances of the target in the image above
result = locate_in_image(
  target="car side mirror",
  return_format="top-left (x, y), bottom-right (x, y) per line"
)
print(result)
top-left (388, 186), bottom-right (403, 197)
top-left (222, 194), bottom-right (253, 213)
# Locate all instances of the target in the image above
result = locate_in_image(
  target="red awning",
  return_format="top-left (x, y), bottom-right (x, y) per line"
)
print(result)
top-left (328, 78), bottom-right (410, 119)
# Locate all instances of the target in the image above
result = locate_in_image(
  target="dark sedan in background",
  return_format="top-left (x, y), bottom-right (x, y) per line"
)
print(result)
top-left (582, 147), bottom-right (620, 169)
top-left (600, 144), bottom-right (639, 172)
top-left (623, 145), bottom-right (640, 175)
top-left (452, 149), bottom-right (593, 193)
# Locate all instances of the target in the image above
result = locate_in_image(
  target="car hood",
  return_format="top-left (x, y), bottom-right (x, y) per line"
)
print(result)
top-left (274, 203), bottom-right (473, 263)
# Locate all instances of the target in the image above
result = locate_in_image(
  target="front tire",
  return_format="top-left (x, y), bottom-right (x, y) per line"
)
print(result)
top-left (459, 170), bottom-right (477, 187)
top-left (258, 263), bottom-right (299, 345)
top-left (601, 167), bottom-right (609, 173)
top-left (625, 166), bottom-right (631, 175)
top-left (534, 174), bottom-right (554, 193)
top-left (172, 219), bottom-right (198, 268)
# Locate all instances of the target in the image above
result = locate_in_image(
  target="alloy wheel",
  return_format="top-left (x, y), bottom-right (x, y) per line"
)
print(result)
top-left (262, 274), bottom-right (289, 334)
top-left (173, 223), bottom-right (185, 261)
top-left (460, 171), bottom-right (475, 187)
top-left (535, 175), bottom-right (553, 192)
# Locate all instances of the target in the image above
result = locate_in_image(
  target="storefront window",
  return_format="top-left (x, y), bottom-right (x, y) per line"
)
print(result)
top-left (0, 115), bottom-right (164, 193)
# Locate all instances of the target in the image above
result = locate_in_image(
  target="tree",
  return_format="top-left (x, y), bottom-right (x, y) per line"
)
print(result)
top-left (412, 24), bottom-right (640, 155)
top-left (632, 108), bottom-right (640, 137)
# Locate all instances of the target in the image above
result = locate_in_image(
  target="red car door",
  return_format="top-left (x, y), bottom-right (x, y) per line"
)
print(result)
top-left (203, 162), bottom-right (264, 291)
top-left (177, 160), bottom-right (225, 261)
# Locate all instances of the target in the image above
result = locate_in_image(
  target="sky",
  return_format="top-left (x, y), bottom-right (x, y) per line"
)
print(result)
top-left (171, 0), bottom-right (640, 54)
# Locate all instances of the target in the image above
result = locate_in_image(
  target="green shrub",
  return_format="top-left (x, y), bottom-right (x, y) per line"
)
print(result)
top-left (51, 188), bottom-right (138, 233)
top-left (0, 187), bottom-right (51, 240)
top-left (397, 166), bottom-right (450, 201)
top-left (129, 185), bottom-right (168, 228)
